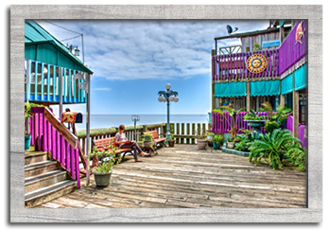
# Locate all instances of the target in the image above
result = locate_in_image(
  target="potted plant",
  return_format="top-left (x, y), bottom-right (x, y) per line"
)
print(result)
top-left (24, 102), bottom-right (33, 150)
top-left (168, 134), bottom-right (175, 147)
top-left (206, 131), bottom-right (215, 147)
top-left (227, 136), bottom-right (236, 149)
top-left (206, 131), bottom-right (214, 140)
top-left (90, 145), bottom-right (122, 187)
top-left (196, 132), bottom-right (208, 150)
top-left (24, 102), bottom-right (44, 150)
top-left (212, 106), bottom-right (246, 149)
top-left (143, 133), bottom-right (154, 148)
top-left (213, 134), bottom-right (224, 149)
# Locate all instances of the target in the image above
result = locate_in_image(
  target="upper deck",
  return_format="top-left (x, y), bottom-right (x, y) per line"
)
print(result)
top-left (211, 20), bottom-right (307, 83)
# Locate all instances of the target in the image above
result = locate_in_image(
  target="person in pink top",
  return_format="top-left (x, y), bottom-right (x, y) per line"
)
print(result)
top-left (115, 124), bottom-right (150, 162)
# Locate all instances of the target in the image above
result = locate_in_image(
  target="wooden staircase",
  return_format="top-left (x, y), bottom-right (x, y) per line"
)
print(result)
top-left (25, 147), bottom-right (77, 208)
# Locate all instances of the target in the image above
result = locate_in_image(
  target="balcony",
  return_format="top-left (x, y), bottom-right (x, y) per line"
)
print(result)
top-left (212, 20), bottom-right (307, 83)
top-left (212, 49), bottom-right (279, 82)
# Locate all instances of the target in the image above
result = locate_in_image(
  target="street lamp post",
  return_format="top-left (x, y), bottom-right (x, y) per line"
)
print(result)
top-left (158, 83), bottom-right (179, 139)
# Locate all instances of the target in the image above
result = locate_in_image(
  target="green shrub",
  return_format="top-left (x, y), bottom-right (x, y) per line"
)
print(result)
top-left (286, 147), bottom-right (307, 171)
top-left (249, 128), bottom-right (302, 170)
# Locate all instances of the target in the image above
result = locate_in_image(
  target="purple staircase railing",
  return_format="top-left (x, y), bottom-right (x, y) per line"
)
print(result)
top-left (29, 107), bottom-right (80, 188)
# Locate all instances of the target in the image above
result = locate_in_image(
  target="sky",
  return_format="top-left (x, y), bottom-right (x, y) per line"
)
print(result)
top-left (37, 19), bottom-right (269, 116)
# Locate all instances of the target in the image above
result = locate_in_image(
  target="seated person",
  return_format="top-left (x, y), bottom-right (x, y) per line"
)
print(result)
top-left (115, 124), bottom-right (150, 162)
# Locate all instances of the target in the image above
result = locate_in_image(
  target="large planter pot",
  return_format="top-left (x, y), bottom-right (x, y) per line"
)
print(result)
top-left (244, 120), bottom-right (266, 139)
top-left (197, 139), bottom-right (208, 150)
top-left (227, 141), bottom-right (236, 149)
top-left (93, 170), bottom-right (112, 187)
top-left (25, 135), bottom-right (31, 150)
top-left (213, 142), bottom-right (221, 149)
top-left (168, 140), bottom-right (175, 147)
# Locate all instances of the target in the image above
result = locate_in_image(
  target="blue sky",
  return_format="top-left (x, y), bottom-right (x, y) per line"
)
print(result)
top-left (37, 20), bottom-right (269, 115)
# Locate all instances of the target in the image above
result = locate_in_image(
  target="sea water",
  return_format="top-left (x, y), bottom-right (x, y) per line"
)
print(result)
top-left (75, 114), bottom-right (209, 131)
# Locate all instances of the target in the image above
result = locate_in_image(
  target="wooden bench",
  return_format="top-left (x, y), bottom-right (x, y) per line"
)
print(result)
top-left (144, 130), bottom-right (167, 147)
top-left (92, 137), bottom-right (133, 160)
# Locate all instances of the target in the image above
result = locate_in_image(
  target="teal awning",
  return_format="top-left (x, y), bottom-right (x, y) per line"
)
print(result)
top-left (294, 64), bottom-right (307, 91)
top-left (251, 80), bottom-right (280, 97)
top-left (25, 20), bottom-right (93, 74)
top-left (281, 74), bottom-right (293, 95)
top-left (214, 82), bottom-right (246, 97)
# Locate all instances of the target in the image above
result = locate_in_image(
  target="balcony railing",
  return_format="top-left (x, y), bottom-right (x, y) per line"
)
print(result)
top-left (212, 49), bottom-right (279, 81)
top-left (25, 59), bottom-right (87, 104)
top-left (278, 21), bottom-right (307, 75)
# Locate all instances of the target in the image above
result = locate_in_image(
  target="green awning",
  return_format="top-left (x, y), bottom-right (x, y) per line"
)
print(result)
top-left (214, 82), bottom-right (246, 97)
top-left (281, 74), bottom-right (293, 95)
top-left (251, 80), bottom-right (280, 97)
top-left (294, 64), bottom-right (307, 91)
top-left (25, 20), bottom-right (93, 74)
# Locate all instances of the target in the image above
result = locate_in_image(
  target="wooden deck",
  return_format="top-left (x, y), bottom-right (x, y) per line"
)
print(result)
top-left (36, 144), bottom-right (306, 208)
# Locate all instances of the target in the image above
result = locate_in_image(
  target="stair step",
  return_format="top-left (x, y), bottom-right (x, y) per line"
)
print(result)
top-left (25, 151), bottom-right (47, 165)
top-left (25, 170), bottom-right (67, 193)
top-left (25, 161), bottom-right (58, 178)
top-left (25, 180), bottom-right (77, 208)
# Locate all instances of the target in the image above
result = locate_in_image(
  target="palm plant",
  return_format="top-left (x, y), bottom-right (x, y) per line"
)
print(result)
top-left (249, 128), bottom-right (303, 170)
top-left (212, 106), bottom-right (246, 141)
top-left (260, 102), bottom-right (291, 134)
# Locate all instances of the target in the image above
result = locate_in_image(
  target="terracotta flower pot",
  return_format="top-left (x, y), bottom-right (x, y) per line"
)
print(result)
top-left (197, 139), bottom-right (207, 150)
top-left (168, 140), bottom-right (175, 147)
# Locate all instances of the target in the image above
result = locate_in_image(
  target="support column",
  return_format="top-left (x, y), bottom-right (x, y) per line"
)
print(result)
top-left (280, 80), bottom-right (285, 106)
top-left (85, 73), bottom-right (91, 186)
top-left (211, 49), bottom-right (216, 110)
top-left (59, 67), bottom-right (63, 120)
top-left (292, 72), bottom-right (299, 138)
top-left (246, 80), bottom-right (251, 111)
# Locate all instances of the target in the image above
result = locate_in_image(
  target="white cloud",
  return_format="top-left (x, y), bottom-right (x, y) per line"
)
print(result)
top-left (37, 20), bottom-right (269, 81)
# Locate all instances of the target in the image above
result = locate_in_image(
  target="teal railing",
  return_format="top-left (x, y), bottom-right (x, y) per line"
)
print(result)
top-left (25, 59), bottom-right (87, 104)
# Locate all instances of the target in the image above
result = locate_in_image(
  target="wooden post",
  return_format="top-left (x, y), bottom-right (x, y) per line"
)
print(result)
top-left (181, 123), bottom-right (185, 144)
top-left (186, 123), bottom-right (190, 144)
top-left (197, 123), bottom-right (201, 138)
top-left (170, 123), bottom-right (174, 135)
top-left (292, 72), bottom-right (299, 138)
top-left (246, 80), bottom-right (251, 111)
top-left (280, 80), bottom-right (285, 106)
top-left (59, 67), bottom-right (63, 121)
top-left (176, 123), bottom-right (180, 144)
top-left (280, 95), bottom-right (285, 107)
top-left (192, 124), bottom-right (196, 144)
top-left (211, 49), bottom-right (216, 110)
top-left (202, 123), bottom-right (206, 136)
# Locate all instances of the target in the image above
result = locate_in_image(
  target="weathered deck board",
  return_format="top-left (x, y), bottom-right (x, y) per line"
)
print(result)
top-left (35, 144), bottom-right (306, 208)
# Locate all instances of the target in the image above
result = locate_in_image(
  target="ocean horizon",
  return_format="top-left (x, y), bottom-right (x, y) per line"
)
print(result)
top-left (75, 114), bottom-right (209, 131)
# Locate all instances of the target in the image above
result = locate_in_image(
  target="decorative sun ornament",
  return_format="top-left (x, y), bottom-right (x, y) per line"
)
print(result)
top-left (246, 54), bottom-right (268, 74)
